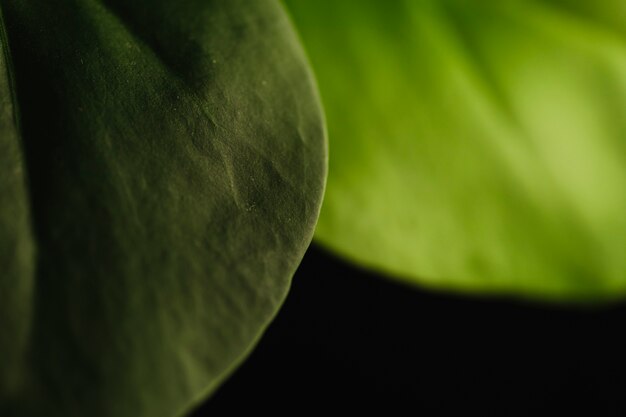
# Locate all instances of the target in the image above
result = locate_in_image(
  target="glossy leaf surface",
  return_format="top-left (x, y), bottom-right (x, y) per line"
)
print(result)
top-left (286, 0), bottom-right (626, 301)
top-left (0, 1), bottom-right (326, 416)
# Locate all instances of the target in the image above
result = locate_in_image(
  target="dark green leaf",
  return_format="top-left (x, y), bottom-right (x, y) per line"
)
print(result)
top-left (0, 1), bottom-right (326, 416)
top-left (285, 0), bottom-right (626, 301)
top-left (0, 6), bottom-right (35, 403)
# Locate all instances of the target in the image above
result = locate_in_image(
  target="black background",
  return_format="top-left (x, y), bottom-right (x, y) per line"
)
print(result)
top-left (192, 244), bottom-right (626, 416)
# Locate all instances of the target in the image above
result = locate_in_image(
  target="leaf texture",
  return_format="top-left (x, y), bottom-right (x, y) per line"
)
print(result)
top-left (0, 1), bottom-right (326, 416)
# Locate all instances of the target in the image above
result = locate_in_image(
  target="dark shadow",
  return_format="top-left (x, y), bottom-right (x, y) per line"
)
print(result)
top-left (194, 243), bottom-right (626, 416)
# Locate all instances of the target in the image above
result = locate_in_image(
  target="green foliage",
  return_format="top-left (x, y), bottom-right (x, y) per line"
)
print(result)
top-left (285, 0), bottom-right (626, 301)
top-left (3, 0), bottom-right (626, 415)
top-left (0, 1), bottom-right (326, 416)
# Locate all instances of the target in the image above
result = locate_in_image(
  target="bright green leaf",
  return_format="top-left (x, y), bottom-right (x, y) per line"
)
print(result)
top-left (285, 0), bottom-right (626, 301)
top-left (0, 1), bottom-right (326, 416)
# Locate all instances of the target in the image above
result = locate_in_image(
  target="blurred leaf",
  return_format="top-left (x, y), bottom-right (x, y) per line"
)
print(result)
top-left (0, 6), bottom-right (35, 405)
top-left (0, 1), bottom-right (326, 416)
top-left (285, 0), bottom-right (626, 301)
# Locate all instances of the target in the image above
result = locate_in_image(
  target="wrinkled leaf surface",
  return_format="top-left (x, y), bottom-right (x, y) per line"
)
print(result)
top-left (0, 1), bottom-right (326, 416)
